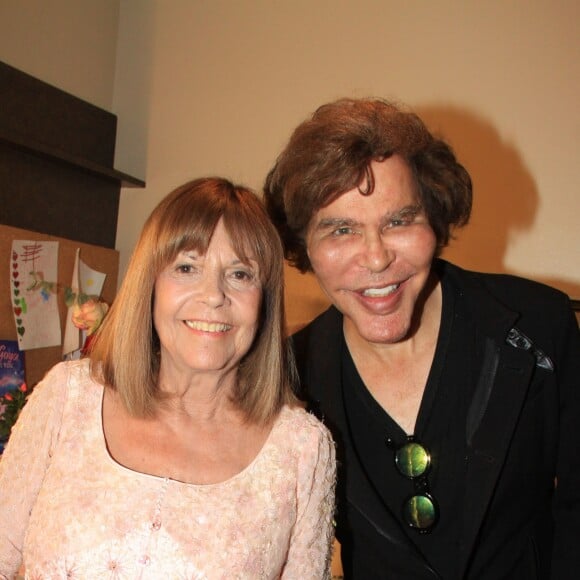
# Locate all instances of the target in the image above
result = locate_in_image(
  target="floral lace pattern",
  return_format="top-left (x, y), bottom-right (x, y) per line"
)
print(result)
top-left (0, 361), bottom-right (336, 579)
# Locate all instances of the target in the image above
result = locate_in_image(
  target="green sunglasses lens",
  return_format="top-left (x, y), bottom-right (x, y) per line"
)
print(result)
top-left (390, 437), bottom-right (439, 532)
top-left (402, 493), bottom-right (437, 530)
top-left (395, 441), bottom-right (431, 478)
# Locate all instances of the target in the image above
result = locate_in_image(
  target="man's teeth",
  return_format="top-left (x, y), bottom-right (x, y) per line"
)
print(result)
top-left (362, 284), bottom-right (400, 297)
top-left (185, 321), bottom-right (231, 332)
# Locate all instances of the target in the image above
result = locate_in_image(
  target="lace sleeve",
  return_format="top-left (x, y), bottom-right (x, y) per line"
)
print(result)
top-left (0, 363), bottom-right (68, 578)
top-left (282, 417), bottom-right (336, 579)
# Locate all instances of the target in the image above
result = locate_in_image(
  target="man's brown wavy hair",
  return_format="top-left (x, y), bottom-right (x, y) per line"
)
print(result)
top-left (264, 98), bottom-right (472, 272)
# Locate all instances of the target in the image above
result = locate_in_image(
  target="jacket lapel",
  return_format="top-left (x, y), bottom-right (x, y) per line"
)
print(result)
top-left (453, 268), bottom-right (537, 578)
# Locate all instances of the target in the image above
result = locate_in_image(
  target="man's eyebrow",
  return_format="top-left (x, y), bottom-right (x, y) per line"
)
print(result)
top-left (314, 204), bottom-right (422, 230)
top-left (379, 204), bottom-right (422, 224)
top-left (313, 217), bottom-right (360, 231)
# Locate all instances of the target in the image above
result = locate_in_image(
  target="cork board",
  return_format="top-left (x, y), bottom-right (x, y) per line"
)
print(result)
top-left (1, 225), bottom-right (118, 386)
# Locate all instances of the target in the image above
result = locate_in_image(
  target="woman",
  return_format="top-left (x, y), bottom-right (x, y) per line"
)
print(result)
top-left (0, 178), bottom-right (336, 579)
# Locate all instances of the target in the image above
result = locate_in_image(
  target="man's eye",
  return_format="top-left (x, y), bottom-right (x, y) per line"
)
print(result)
top-left (332, 226), bottom-right (353, 236)
top-left (388, 214), bottom-right (417, 228)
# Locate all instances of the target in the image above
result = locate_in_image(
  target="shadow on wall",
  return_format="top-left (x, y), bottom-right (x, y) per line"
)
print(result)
top-left (417, 104), bottom-right (537, 273)
top-left (417, 104), bottom-right (580, 301)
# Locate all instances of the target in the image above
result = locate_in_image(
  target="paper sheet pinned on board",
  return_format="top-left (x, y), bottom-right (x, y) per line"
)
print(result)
top-left (10, 240), bottom-right (61, 350)
top-left (62, 248), bottom-right (107, 357)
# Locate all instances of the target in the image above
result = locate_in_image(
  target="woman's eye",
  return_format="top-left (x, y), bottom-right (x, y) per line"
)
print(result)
top-left (176, 264), bottom-right (194, 274)
top-left (231, 269), bottom-right (253, 281)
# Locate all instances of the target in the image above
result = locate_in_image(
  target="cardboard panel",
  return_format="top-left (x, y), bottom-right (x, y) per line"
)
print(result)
top-left (0, 225), bottom-right (118, 386)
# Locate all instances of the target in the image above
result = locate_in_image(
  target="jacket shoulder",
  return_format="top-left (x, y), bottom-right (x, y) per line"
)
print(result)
top-left (290, 307), bottom-right (343, 404)
top-left (292, 307), bottom-right (340, 366)
top-left (442, 260), bottom-right (572, 319)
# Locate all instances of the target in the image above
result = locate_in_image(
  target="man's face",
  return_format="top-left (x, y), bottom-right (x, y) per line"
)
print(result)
top-left (305, 155), bottom-right (438, 345)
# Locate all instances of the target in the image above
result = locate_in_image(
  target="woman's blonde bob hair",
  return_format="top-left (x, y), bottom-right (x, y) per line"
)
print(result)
top-left (90, 177), bottom-right (297, 424)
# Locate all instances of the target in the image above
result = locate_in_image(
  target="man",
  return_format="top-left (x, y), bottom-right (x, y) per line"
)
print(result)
top-left (264, 98), bottom-right (580, 579)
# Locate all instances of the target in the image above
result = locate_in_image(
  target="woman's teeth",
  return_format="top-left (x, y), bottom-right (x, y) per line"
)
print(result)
top-left (185, 321), bottom-right (231, 332)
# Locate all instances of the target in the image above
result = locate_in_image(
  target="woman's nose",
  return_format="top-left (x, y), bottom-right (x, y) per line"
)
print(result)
top-left (358, 232), bottom-right (394, 273)
top-left (198, 273), bottom-right (227, 307)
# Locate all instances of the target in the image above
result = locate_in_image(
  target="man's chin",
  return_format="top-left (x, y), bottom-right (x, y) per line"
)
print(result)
top-left (346, 315), bottom-right (412, 346)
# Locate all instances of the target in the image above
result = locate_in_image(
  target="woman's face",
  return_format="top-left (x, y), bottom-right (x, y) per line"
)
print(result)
top-left (153, 219), bottom-right (262, 381)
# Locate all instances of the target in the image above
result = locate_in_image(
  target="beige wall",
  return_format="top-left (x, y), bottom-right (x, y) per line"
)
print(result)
top-left (112, 0), bottom-right (580, 329)
top-left (0, 0), bottom-right (119, 111)
top-left (1, 0), bottom-right (579, 331)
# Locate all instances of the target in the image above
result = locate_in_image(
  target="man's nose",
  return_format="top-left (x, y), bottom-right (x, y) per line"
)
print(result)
top-left (358, 232), bottom-right (394, 273)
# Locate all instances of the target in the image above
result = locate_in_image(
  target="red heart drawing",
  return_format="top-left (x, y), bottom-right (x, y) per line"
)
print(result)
top-left (13, 281), bottom-right (20, 288)
top-left (14, 307), bottom-right (22, 316)
top-left (12, 252), bottom-right (17, 260)
top-left (12, 262), bottom-right (17, 269)
top-left (12, 271), bottom-right (18, 279)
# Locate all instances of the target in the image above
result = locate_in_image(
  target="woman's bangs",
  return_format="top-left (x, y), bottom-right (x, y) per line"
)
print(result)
top-left (168, 196), bottom-right (226, 260)
top-left (224, 210), bottom-right (274, 286)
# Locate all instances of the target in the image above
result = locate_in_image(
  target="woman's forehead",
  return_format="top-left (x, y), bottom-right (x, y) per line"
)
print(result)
top-left (175, 234), bottom-right (258, 265)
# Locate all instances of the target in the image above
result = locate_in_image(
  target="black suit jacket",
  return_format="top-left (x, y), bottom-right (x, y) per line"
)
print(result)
top-left (292, 260), bottom-right (580, 580)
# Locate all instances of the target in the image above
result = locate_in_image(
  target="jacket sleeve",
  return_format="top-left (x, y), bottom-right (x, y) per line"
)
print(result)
top-left (0, 363), bottom-right (67, 579)
top-left (281, 418), bottom-right (336, 579)
top-left (550, 302), bottom-right (580, 579)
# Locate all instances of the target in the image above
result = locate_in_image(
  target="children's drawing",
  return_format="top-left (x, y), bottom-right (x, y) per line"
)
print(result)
top-left (11, 240), bottom-right (61, 350)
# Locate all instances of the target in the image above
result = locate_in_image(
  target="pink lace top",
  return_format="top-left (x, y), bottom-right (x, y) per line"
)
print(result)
top-left (0, 360), bottom-right (336, 579)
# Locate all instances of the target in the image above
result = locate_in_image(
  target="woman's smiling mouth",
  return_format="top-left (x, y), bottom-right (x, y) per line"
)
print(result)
top-left (184, 320), bottom-right (232, 332)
